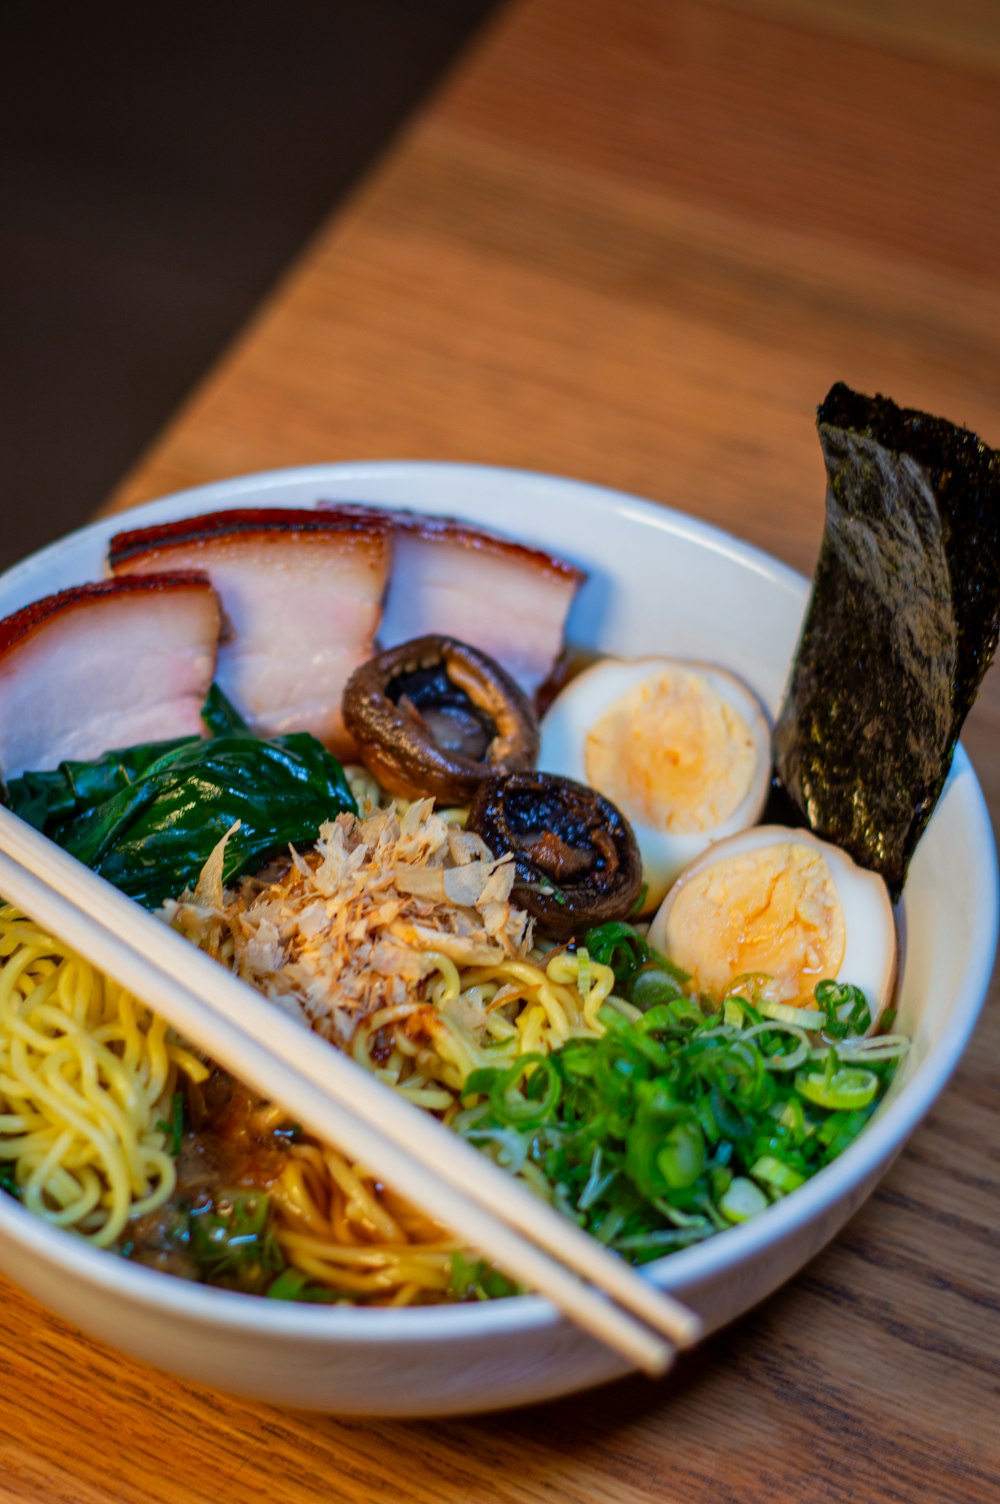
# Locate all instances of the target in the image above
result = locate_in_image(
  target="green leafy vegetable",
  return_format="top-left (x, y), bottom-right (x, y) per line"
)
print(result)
top-left (6, 686), bottom-right (357, 907)
top-left (154, 1090), bottom-right (186, 1158)
top-left (448, 1251), bottom-right (520, 1301)
top-left (117, 1186), bottom-right (289, 1294)
top-left (200, 682), bottom-right (252, 737)
top-left (187, 1190), bottom-right (285, 1292)
top-left (265, 1267), bottom-right (342, 1303)
top-left (6, 738), bottom-right (196, 833)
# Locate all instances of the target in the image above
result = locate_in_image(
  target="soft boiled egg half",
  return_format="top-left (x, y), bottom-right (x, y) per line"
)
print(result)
top-left (647, 825), bottom-right (897, 1032)
top-left (538, 656), bottom-right (771, 911)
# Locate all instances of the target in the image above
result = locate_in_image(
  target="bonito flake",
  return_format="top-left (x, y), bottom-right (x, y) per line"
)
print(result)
top-left (165, 800), bottom-right (534, 1045)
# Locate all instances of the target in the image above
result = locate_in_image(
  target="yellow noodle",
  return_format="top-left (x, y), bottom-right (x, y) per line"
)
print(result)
top-left (334, 949), bottom-right (613, 1140)
top-left (0, 907), bottom-right (187, 1246)
top-left (276, 1232), bottom-right (453, 1296)
top-left (320, 1148), bottom-right (403, 1241)
top-left (0, 808), bottom-right (626, 1305)
top-left (266, 1139), bottom-right (460, 1301)
top-left (422, 951), bottom-right (462, 1005)
top-left (517, 1003), bottom-right (548, 1056)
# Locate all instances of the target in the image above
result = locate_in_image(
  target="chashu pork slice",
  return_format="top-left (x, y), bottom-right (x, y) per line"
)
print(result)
top-left (110, 508), bottom-right (393, 756)
top-left (345, 506), bottom-right (585, 700)
top-left (0, 574), bottom-right (220, 780)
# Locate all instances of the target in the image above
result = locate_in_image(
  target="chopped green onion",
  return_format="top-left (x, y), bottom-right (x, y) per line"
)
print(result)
top-left (751, 1154), bottom-right (806, 1194)
top-left (719, 1177), bottom-right (768, 1223)
top-left (615, 1226), bottom-right (711, 1254)
top-left (815, 979), bottom-right (872, 1040)
top-left (795, 1066), bottom-right (879, 1110)
top-left (723, 997), bottom-right (746, 1029)
top-left (741, 1021), bottom-right (811, 1072)
top-left (816, 1107), bottom-right (874, 1160)
top-left (779, 1097), bottom-right (808, 1140)
top-left (756, 997), bottom-right (824, 1029)
top-left (447, 921), bottom-right (905, 1273)
top-left (656, 1121), bottom-right (706, 1189)
top-left (629, 883), bottom-right (649, 917)
top-left (186, 1189), bottom-right (285, 1293)
top-left (460, 1124), bottom-right (529, 1172)
top-left (831, 1034), bottom-right (909, 1063)
top-left (155, 1090), bottom-right (185, 1157)
top-left (727, 973), bottom-right (775, 1004)
top-left (449, 1252), bottom-right (520, 1301)
top-left (266, 1268), bottom-right (311, 1301)
top-left (584, 922), bottom-right (689, 999)
top-left (464, 1054), bottom-right (561, 1129)
top-left (629, 966), bottom-right (684, 1011)
top-left (577, 1147), bottom-right (615, 1212)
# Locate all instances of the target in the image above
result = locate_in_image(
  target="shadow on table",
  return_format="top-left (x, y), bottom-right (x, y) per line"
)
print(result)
top-left (0, 0), bottom-right (500, 577)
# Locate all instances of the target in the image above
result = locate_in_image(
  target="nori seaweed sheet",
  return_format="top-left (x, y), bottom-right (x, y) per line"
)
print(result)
top-left (773, 382), bottom-right (1000, 898)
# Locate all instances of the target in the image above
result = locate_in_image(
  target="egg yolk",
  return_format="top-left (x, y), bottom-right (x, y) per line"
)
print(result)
top-left (584, 668), bottom-right (757, 832)
top-left (662, 842), bottom-right (846, 1004)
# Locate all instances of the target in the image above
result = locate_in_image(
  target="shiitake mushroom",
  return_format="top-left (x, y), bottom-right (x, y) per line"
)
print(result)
top-left (342, 635), bottom-right (539, 803)
top-left (467, 771), bottom-right (643, 938)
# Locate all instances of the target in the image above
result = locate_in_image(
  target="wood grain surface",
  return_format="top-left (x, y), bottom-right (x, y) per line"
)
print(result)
top-left (2, 1), bottom-right (998, 1500)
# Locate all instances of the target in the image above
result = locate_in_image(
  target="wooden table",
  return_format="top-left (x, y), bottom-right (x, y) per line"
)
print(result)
top-left (3, 1), bottom-right (998, 1498)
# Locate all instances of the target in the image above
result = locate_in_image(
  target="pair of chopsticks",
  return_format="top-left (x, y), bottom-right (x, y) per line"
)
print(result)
top-left (0, 805), bottom-right (701, 1375)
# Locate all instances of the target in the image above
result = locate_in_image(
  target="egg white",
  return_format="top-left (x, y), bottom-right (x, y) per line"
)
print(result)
top-left (647, 824), bottom-right (897, 1032)
top-left (538, 656), bottom-right (771, 912)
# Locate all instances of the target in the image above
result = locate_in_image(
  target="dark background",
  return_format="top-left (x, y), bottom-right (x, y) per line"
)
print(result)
top-left (0, 1), bottom-right (499, 575)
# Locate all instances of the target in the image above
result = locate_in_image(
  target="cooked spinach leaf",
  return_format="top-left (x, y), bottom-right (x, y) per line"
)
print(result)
top-left (6, 686), bottom-right (356, 907)
top-left (200, 681), bottom-right (252, 737)
top-left (6, 737), bottom-right (197, 833)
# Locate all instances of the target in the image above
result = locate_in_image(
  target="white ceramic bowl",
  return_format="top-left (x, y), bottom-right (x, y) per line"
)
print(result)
top-left (0, 463), bottom-right (996, 1415)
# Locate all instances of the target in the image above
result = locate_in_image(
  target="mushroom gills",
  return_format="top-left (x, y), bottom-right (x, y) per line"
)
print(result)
top-left (467, 771), bottom-right (643, 939)
top-left (342, 636), bottom-right (539, 805)
top-left (388, 664), bottom-right (495, 762)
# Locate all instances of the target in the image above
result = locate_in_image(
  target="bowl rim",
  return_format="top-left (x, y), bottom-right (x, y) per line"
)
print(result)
top-left (1, 459), bottom-right (997, 1346)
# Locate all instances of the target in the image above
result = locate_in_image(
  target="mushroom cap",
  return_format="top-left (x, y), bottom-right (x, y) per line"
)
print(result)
top-left (467, 770), bottom-right (643, 939)
top-left (342, 635), bottom-right (539, 804)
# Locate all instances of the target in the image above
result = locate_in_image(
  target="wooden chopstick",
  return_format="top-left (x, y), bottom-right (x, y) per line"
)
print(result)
top-left (0, 807), bottom-right (702, 1373)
